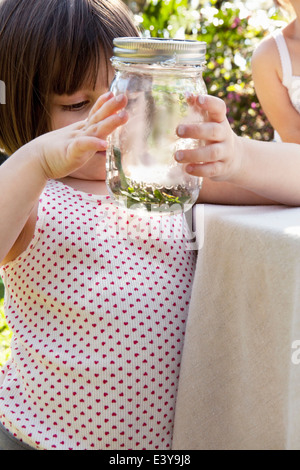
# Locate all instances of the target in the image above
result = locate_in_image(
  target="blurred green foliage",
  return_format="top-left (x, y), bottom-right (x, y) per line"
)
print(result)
top-left (125, 0), bottom-right (287, 140)
top-left (0, 278), bottom-right (3, 299)
top-left (0, 299), bottom-right (11, 367)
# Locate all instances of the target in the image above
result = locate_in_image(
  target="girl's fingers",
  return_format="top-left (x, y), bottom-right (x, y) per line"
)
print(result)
top-left (184, 160), bottom-right (225, 180)
top-left (71, 136), bottom-right (108, 157)
top-left (173, 95), bottom-right (236, 181)
top-left (63, 136), bottom-right (108, 175)
top-left (196, 94), bottom-right (227, 123)
top-left (177, 121), bottom-right (225, 142)
top-left (86, 109), bottom-right (129, 139)
top-left (88, 93), bottom-right (128, 125)
top-left (175, 142), bottom-right (224, 164)
top-left (186, 93), bottom-right (197, 107)
top-left (88, 91), bottom-right (114, 118)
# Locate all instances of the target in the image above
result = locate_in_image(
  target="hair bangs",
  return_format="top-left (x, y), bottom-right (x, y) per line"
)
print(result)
top-left (47, 0), bottom-right (139, 97)
top-left (50, 34), bottom-right (104, 97)
top-left (0, 0), bottom-right (140, 154)
top-left (40, 2), bottom-right (103, 96)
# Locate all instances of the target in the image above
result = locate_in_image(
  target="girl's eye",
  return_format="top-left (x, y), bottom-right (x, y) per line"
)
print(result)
top-left (62, 100), bottom-right (90, 111)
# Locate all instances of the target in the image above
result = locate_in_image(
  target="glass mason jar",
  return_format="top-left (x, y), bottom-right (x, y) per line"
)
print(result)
top-left (106, 37), bottom-right (207, 215)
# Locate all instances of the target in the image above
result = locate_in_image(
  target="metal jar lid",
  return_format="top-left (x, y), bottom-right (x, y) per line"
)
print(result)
top-left (112, 37), bottom-right (206, 65)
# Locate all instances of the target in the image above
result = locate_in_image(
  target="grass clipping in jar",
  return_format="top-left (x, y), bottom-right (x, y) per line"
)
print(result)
top-left (112, 147), bottom-right (191, 212)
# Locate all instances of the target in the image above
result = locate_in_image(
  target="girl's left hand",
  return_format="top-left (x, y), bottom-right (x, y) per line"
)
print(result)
top-left (175, 94), bottom-right (242, 182)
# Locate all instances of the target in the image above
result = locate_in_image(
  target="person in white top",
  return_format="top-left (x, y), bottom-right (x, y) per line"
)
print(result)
top-left (252, 0), bottom-right (300, 142)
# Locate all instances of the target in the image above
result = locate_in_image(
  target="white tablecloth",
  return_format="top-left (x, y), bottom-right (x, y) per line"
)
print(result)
top-left (173, 204), bottom-right (300, 450)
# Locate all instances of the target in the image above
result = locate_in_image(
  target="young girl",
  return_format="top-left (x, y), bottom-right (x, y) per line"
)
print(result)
top-left (2, 0), bottom-right (300, 453)
top-left (0, 0), bottom-right (197, 451)
top-left (251, 0), bottom-right (300, 143)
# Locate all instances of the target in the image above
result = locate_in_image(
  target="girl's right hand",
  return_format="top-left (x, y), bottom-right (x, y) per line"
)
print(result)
top-left (36, 92), bottom-right (128, 180)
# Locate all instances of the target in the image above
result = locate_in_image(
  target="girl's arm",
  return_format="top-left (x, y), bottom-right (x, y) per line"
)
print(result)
top-left (0, 145), bottom-right (48, 265)
top-left (196, 178), bottom-right (275, 205)
top-left (252, 35), bottom-right (300, 143)
top-left (176, 95), bottom-right (300, 206)
top-left (0, 93), bottom-right (128, 265)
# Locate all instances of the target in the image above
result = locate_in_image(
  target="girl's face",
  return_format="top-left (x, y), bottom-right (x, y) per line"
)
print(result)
top-left (49, 66), bottom-right (114, 181)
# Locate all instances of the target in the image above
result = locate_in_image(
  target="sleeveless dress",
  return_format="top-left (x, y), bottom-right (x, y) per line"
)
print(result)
top-left (0, 179), bottom-right (197, 450)
top-left (272, 29), bottom-right (300, 141)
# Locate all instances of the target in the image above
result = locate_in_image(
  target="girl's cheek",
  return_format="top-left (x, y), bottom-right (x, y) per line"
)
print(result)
top-left (51, 111), bottom-right (87, 131)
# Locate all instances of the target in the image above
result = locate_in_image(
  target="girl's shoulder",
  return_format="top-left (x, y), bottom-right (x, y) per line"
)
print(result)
top-left (1, 180), bottom-right (64, 267)
top-left (252, 32), bottom-right (283, 82)
top-left (1, 201), bottom-right (39, 267)
top-left (252, 33), bottom-right (279, 64)
top-left (0, 179), bottom-right (107, 267)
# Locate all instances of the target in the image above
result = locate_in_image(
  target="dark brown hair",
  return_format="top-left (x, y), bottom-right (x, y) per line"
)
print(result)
top-left (0, 0), bottom-right (139, 154)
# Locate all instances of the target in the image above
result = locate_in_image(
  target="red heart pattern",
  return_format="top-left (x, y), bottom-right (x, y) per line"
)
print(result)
top-left (0, 179), bottom-right (196, 450)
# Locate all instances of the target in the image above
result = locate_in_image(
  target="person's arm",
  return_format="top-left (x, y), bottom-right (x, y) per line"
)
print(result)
top-left (252, 34), bottom-right (300, 143)
top-left (175, 95), bottom-right (300, 206)
top-left (0, 92), bottom-right (128, 265)
top-left (197, 178), bottom-right (275, 205)
top-left (0, 146), bottom-right (48, 265)
top-left (229, 138), bottom-right (300, 206)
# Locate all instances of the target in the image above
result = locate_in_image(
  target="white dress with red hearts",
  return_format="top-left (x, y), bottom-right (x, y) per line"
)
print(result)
top-left (0, 179), bottom-right (196, 450)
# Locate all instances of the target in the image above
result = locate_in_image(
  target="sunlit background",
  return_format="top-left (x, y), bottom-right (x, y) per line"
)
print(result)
top-left (121, 0), bottom-right (289, 141)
